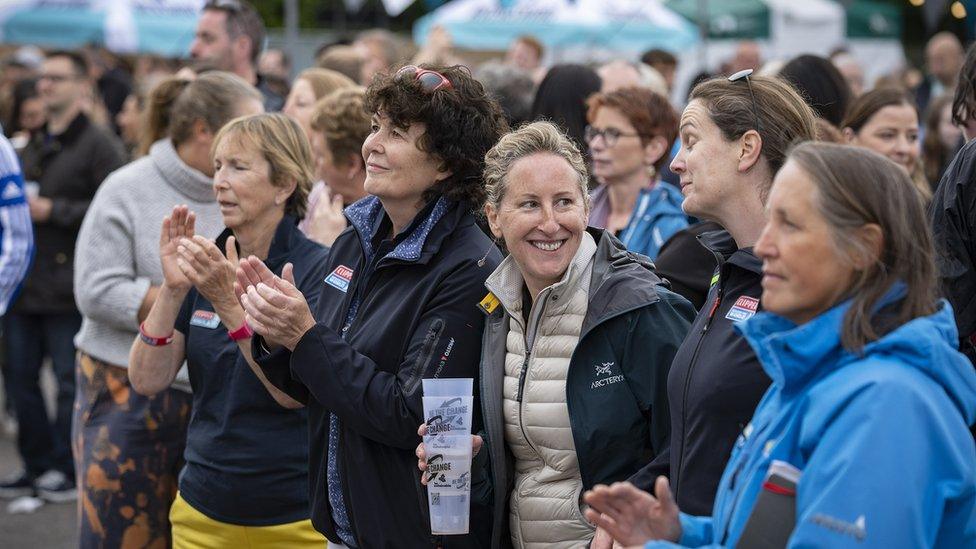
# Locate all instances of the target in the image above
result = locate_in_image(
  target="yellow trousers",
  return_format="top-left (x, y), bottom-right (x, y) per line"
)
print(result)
top-left (170, 492), bottom-right (327, 548)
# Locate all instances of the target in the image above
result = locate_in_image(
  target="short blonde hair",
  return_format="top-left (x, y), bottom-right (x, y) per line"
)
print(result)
top-left (483, 121), bottom-right (590, 210)
top-left (295, 67), bottom-right (356, 100)
top-left (212, 113), bottom-right (314, 219)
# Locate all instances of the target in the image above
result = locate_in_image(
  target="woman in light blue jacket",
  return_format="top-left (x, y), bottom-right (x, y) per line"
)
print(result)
top-left (584, 142), bottom-right (976, 548)
top-left (585, 87), bottom-right (686, 260)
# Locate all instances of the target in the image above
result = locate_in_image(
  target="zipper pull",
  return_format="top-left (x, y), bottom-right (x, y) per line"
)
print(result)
top-left (516, 350), bottom-right (531, 402)
top-left (702, 289), bottom-right (723, 333)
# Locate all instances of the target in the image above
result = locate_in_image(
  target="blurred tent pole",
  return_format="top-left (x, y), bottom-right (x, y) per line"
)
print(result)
top-left (285, 0), bottom-right (298, 71)
top-left (697, 0), bottom-right (707, 69)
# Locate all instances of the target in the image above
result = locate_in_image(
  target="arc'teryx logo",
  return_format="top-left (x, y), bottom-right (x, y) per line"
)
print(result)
top-left (591, 361), bottom-right (623, 389)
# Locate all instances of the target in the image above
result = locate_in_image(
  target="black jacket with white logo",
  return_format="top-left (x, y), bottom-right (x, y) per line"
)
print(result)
top-left (629, 229), bottom-right (771, 517)
top-left (255, 196), bottom-right (501, 548)
top-left (478, 228), bottom-right (695, 547)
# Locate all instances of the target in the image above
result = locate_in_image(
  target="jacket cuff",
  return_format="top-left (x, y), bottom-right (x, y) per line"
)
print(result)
top-left (677, 511), bottom-right (713, 546)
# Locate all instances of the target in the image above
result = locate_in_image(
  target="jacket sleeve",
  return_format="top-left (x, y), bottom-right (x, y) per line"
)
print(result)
top-left (930, 145), bottom-right (976, 344)
top-left (73, 182), bottom-right (149, 330)
top-left (288, 259), bottom-right (488, 450)
top-left (641, 514), bottom-right (717, 548)
top-left (625, 292), bottom-right (695, 455)
top-left (251, 246), bottom-right (332, 405)
top-left (49, 134), bottom-right (126, 230)
top-left (0, 141), bottom-right (32, 316)
top-left (785, 373), bottom-right (970, 548)
top-left (629, 442), bottom-right (671, 493)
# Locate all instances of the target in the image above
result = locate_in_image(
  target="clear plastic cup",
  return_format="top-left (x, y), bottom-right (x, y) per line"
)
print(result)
top-left (424, 433), bottom-right (473, 535)
top-left (422, 378), bottom-right (473, 397)
top-left (423, 396), bottom-right (473, 435)
top-left (422, 379), bottom-right (474, 535)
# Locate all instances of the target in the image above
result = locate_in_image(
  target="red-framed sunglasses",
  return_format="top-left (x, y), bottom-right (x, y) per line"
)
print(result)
top-left (395, 65), bottom-right (453, 92)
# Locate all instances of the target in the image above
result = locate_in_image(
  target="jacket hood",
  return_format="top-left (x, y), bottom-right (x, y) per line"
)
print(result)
top-left (739, 288), bottom-right (976, 425)
top-left (583, 227), bottom-right (667, 334)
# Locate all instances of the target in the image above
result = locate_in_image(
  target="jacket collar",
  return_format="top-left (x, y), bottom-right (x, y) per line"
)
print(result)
top-left (737, 283), bottom-right (911, 394)
top-left (583, 227), bottom-right (665, 334)
top-left (149, 138), bottom-right (214, 203)
top-left (46, 111), bottom-right (88, 145)
top-left (216, 214), bottom-right (301, 272)
top-left (485, 230), bottom-right (597, 318)
top-left (344, 194), bottom-right (457, 265)
top-left (699, 228), bottom-right (762, 275)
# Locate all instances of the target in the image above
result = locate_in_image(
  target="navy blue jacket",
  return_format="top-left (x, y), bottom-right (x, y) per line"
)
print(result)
top-left (256, 197), bottom-right (502, 548)
top-left (631, 229), bottom-right (770, 516)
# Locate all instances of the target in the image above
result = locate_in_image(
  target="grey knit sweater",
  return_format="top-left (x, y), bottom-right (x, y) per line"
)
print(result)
top-left (74, 139), bottom-right (224, 388)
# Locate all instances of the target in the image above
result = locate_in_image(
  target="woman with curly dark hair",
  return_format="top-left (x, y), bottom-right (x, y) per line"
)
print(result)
top-left (238, 64), bottom-right (508, 548)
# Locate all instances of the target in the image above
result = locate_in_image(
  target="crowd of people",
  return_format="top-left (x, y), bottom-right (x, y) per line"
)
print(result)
top-left (0, 0), bottom-right (973, 547)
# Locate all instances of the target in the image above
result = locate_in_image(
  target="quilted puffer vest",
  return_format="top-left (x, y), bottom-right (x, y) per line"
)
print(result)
top-left (486, 232), bottom-right (598, 548)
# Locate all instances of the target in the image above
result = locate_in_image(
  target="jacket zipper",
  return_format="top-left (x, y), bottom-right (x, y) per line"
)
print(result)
top-left (674, 275), bottom-right (724, 495)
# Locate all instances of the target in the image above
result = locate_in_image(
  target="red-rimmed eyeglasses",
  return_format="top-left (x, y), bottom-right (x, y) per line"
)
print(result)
top-left (395, 65), bottom-right (453, 92)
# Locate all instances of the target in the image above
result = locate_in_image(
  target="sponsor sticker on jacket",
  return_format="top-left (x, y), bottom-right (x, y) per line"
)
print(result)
top-left (325, 265), bottom-right (354, 292)
top-left (725, 296), bottom-right (759, 322)
top-left (190, 310), bottom-right (221, 329)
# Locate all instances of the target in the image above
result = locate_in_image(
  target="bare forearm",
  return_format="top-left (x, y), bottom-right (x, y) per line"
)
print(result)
top-left (213, 297), bottom-right (303, 409)
top-left (129, 285), bottom-right (187, 395)
top-left (137, 285), bottom-right (160, 323)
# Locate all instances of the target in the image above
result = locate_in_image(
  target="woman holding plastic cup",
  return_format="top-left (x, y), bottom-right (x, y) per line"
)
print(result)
top-left (417, 121), bottom-right (695, 548)
top-left (237, 64), bottom-right (507, 547)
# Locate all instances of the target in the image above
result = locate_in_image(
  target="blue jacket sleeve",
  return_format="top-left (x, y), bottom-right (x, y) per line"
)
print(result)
top-left (642, 513), bottom-right (716, 548)
top-left (0, 202), bottom-right (32, 316)
top-left (0, 138), bottom-right (32, 316)
top-left (785, 372), bottom-right (975, 548)
top-left (288, 259), bottom-right (487, 450)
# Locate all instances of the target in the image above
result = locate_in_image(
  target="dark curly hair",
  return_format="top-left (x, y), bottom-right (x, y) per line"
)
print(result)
top-left (365, 64), bottom-right (509, 206)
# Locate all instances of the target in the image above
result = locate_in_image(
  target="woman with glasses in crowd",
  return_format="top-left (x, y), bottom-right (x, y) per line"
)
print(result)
top-left (584, 142), bottom-right (976, 549)
top-left (128, 113), bottom-right (329, 547)
top-left (237, 64), bottom-right (507, 547)
top-left (625, 71), bottom-right (818, 524)
top-left (416, 121), bottom-right (695, 548)
top-left (585, 87), bottom-right (687, 260)
top-left (72, 72), bottom-right (263, 549)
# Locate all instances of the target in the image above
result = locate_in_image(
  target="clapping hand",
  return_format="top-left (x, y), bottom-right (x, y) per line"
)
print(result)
top-left (237, 257), bottom-right (316, 351)
top-left (583, 477), bottom-right (682, 547)
top-left (176, 234), bottom-right (240, 309)
top-left (159, 206), bottom-right (196, 292)
top-left (306, 187), bottom-right (347, 247)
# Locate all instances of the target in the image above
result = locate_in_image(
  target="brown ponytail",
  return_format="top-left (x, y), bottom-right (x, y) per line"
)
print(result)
top-left (138, 76), bottom-right (191, 157)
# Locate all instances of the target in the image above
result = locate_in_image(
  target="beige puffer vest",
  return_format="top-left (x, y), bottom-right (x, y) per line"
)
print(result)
top-left (484, 233), bottom-right (598, 548)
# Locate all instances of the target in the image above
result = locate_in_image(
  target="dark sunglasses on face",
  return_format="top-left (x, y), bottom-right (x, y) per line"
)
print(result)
top-left (395, 65), bottom-right (453, 92)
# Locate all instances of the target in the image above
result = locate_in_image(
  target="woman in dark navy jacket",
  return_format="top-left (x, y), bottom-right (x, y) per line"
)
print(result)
top-left (129, 113), bottom-right (328, 546)
top-left (238, 65), bottom-right (508, 548)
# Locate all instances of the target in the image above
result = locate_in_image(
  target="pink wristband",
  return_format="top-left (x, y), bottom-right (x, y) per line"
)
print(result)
top-left (228, 320), bottom-right (253, 341)
top-left (139, 322), bottom-right (174, 346)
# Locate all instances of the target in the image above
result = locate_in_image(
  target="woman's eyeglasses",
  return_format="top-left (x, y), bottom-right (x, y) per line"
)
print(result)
top-left (584, 125), bottom-right (642, 147)
top-left (395, 65), bottom-right (453, 92)
top-left (728, 69), bottom-right (762, 133)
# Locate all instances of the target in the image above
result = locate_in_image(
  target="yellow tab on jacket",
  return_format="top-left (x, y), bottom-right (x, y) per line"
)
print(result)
top-left (478, 292), bottom-right (500, 315)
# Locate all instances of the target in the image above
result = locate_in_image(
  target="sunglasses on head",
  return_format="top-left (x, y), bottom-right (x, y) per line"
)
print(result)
top-left (395, 65), bottom-right (453, 92)
top-left (728, 68), bottom-right (762, 133)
